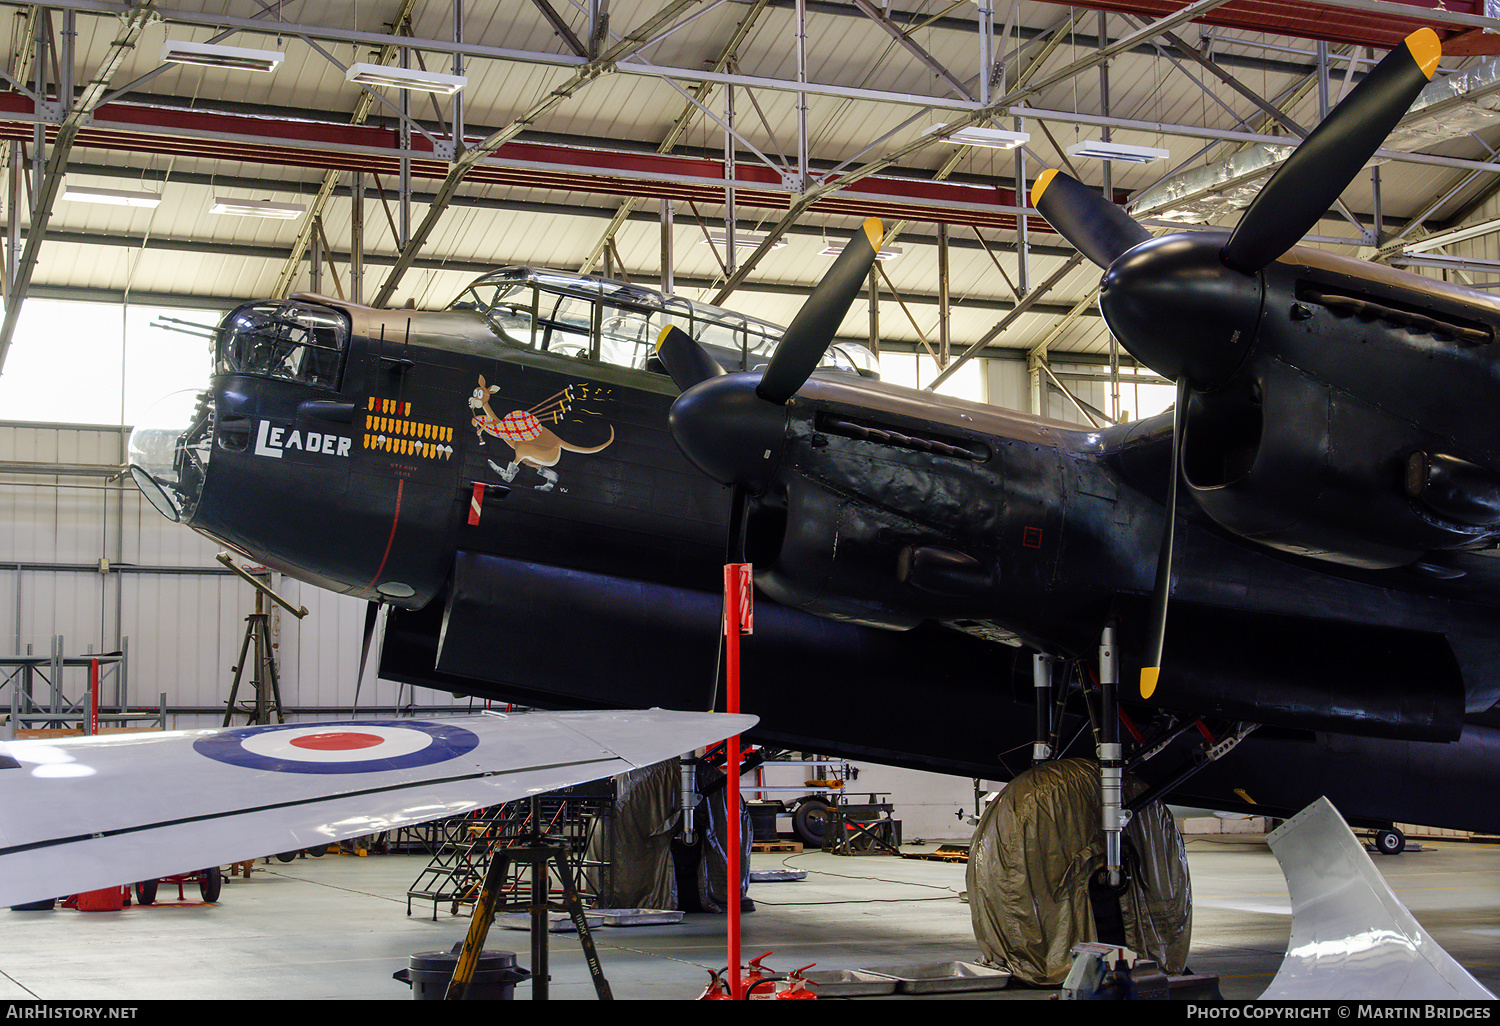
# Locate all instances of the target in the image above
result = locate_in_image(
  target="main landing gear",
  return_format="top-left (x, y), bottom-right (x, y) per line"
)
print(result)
top-left (970, 621), bottom-right (1258, 986)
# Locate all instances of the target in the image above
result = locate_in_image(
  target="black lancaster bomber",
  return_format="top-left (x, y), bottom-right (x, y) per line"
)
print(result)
top-left (129, 27), bottom-right (1500, 845)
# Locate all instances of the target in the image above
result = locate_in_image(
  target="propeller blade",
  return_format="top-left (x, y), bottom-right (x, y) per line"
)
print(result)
top-left (1140, 376), bottom-right (1189, 701)
top-left (726, 482), bottom-right (749, 564)
top-left (756, 217), bottom-right (883, 405)
top-left (1030, 169), bottom-right (1153, 271)
top-left (353, 599), bottom-right (382, 716)
top-left (656, 324), bottom-right (727, 392)
top-left (1221, 28), bottom-right (1440, 274)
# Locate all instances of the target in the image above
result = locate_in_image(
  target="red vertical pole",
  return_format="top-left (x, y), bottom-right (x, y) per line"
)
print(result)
top-left (89, 658), bottom-right (100, 736)
top-left (723, 563), bottom-right (744, 1001)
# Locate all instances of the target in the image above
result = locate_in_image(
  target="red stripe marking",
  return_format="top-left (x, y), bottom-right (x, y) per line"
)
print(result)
top-left (363, 478), bottom-right (403, 594)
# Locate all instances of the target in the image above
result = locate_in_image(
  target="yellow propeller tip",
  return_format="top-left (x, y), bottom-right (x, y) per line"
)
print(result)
top-left (1140, 666), bottom-right (1160, 699)
top-left (1030, 168), bottom-right (1060, 209)
top-left (654, 324), bottom-right (676, 352)
top-left (1405, 27), bottom-right (1441, 80)
top-left (862, 217), bottom-right (884, 250)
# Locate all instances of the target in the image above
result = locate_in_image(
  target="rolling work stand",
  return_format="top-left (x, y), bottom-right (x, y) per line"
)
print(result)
top-left (445, 796), bottom-right (612, 1001)
top-left (822, 798), bottom-right (902, 855)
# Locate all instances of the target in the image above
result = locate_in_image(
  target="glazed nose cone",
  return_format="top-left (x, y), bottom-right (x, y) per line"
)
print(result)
top-left (128, 389), bottom-right (213, 524)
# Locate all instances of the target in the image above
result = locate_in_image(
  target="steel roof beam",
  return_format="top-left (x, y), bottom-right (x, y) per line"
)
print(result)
top-left (848, 0), bottom-right (976, 101)
top-left (0, 0), bottom-right (157, 377)
top-left (709, 0), bottom-right (1238, 305)
top-left (372, 0), bottom-right (718, 308)
top-left (96, 1), bottom-right (300, 109)
top-left (1308, 0), bottom-right (1499, 33)
top-left (58, 160), bottom-right (1080, 255)
top-left (925, 253), bottom-right (1085, 391)
top-left (578, 0), bottom-right (771, 276)
top-left (30, 227), bottom-right (1101, 319)
top-left (1010, 104), bottom-right (1500, 178)
top-left (16, 0), bottom-right (1408, 89)
top-left (737, 0), bottom-right (1500, 48)
top-left (529, 0), bottom-right (592, 57)
top-left (271, 0), bottom-right (422, 298)
top-left (10, 0), bottom-right (1409, 120)
top-left (876, 11), bottom-right (1084, 317)
top-left (0, 98), bottom-right (1043, 229)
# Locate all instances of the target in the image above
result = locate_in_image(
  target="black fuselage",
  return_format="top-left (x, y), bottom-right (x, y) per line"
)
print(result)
top-left (131, 276), bottom-right (1500, 836)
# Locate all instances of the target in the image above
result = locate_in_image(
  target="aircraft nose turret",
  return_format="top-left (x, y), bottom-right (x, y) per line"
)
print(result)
top-left (668, 372), bottom-right (791, 494)
top-left (128, 390), bottom-right (214, 524)
top-left (1098, 232), bottom-right (1262, 390)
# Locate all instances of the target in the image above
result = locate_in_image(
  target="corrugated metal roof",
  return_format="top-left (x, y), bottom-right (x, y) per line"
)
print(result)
top-left (1, 0), bottom-right (1494, 383)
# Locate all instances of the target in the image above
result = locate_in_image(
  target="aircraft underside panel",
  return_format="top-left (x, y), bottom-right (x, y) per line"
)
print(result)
top-left (1167, 723), bottom-right (1500, 836)
top-left (385, 551), bottom-right (1040, 778)
top-left (378, 560), bottom-right (1500, 838)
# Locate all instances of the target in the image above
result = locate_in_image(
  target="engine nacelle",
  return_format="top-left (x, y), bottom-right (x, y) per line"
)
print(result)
top-left (1121, 600), bottom-right (1465, 742)
top-left (1181, 361), bottom-right (1499, 569)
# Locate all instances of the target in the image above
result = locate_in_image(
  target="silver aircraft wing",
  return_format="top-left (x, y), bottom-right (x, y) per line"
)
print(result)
top-left (0, 708), bottom-right (755, 908)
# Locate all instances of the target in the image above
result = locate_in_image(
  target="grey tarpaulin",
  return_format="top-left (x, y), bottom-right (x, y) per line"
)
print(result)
top-left (966, 758), bottom-right (1192, 986)
top-left (694, 761), bottom-right (754, 913)
top-left (585, 759), bottom-right (679, 910)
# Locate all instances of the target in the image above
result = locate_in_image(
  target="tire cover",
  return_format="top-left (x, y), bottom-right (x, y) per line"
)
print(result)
top-left (966, 758), bottom-right (1192, 985)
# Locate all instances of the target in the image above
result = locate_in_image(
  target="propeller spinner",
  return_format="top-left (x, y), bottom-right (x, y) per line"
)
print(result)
top-left (661, 217), bottom-right (884, 496)
top-left (1031, 28), bottom-right (1442, 698)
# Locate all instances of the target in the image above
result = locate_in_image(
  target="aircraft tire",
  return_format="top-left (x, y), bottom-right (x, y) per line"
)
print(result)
top-left (199, 866), bottom-right (223, 903)
top-left (792, 796), bottom-right (833, 848)
top-left (134, 879), bottom-right (157, 906)
top-left (1375, 828), bottom-right (1406, 856)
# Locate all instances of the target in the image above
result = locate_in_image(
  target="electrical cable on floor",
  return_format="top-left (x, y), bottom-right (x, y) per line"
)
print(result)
top-left (745, 850), bottom-right (967, 906)
top-left (0, 968), bottom-right (39, 999)
top-left (263, 866), bottom-right (410, 906)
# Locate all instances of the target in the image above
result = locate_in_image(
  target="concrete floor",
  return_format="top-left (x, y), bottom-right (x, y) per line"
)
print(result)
top-left (1, 832), bottom-right (1498, 1001)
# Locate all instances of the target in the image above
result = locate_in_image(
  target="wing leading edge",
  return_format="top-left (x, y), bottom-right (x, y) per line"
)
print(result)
top-left (0, 708), bottom-right (756, 908)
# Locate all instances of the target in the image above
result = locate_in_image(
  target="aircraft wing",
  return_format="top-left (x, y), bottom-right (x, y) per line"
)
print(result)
top-left (0, 708), bottom-right (755, 907)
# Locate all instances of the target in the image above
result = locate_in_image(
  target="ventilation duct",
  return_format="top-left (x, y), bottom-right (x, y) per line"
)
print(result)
top-left (1131, 56), bottom-right (1500, 224)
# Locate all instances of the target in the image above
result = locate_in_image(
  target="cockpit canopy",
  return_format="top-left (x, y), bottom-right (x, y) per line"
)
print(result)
top-left (448, 266), bottom-right (881, 380)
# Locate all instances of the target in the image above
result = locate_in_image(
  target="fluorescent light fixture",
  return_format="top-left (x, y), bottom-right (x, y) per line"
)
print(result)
top-left (931, 124), bottom-right (1030, 150)
top-left (820, 243), bottom-right (902, 261)
top-left (161, 39), bottom-right (284, 73)
top-left (1066, 140), bottom-right (1170, 163)
top-left (701, 232), bottom-right (786, 251)
top-left (61, 185), bottom-right (161, 208)
top-left (210, 197), bottom-right (306, 219)
top-left (345, 62), bottom-right (467, 95)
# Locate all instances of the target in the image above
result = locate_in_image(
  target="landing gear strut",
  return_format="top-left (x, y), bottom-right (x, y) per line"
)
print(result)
top-left (1089, 623), bottom-right (1131, 946)
top-left (1097, 623), bottom-right (1127, 890)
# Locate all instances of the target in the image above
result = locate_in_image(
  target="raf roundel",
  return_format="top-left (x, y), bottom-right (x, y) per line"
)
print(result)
top-left (193, 720), bottom-right (481, 774)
